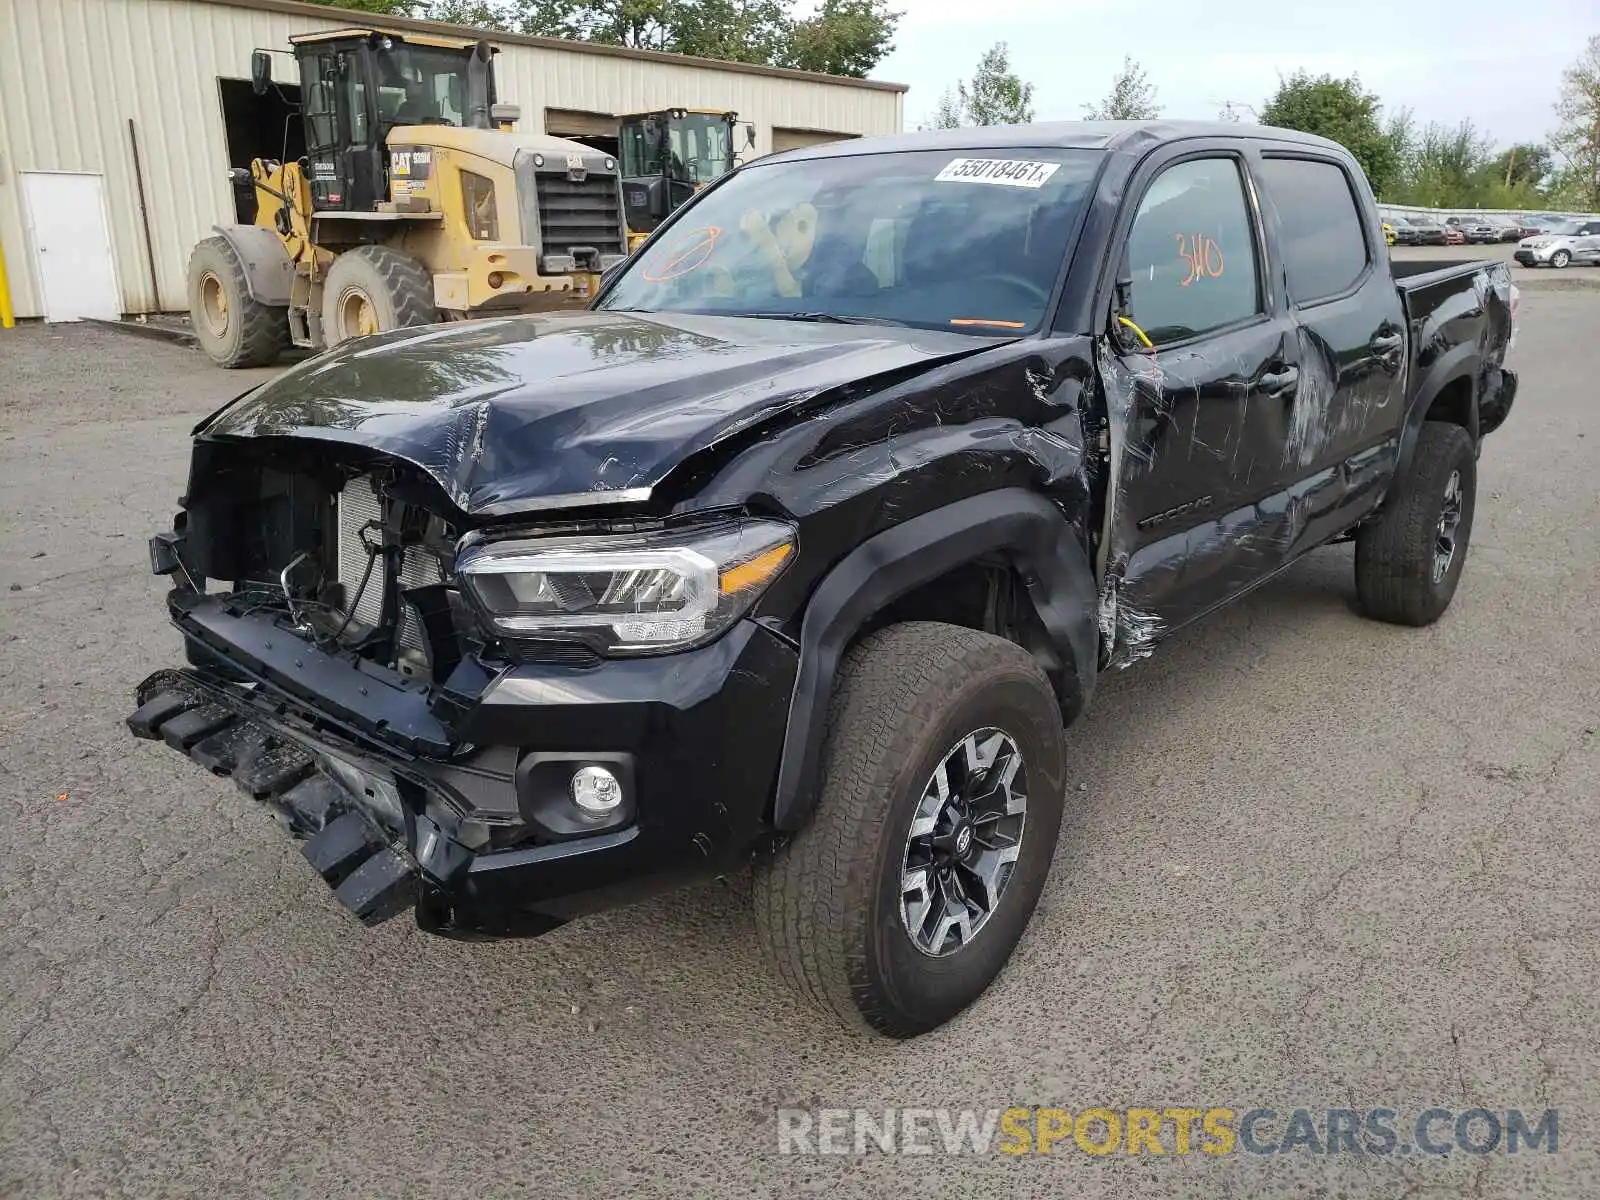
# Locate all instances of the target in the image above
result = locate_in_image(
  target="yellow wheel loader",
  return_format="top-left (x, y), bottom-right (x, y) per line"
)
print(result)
top-left (617, 109), bottom-right (756, 252)
top-left (189, 28), bottom-right (629, 367)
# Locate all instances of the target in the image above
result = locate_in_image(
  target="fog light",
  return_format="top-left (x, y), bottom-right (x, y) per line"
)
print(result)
top-left (487, 271), bottom-right (505, 289)
top-left (571, 765), bottom-right (623, 814)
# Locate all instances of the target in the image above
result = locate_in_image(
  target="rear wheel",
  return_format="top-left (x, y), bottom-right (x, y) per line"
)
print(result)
top-left (321, 246), bottom-right (437, 347)
top-left (753, 622), bottom-right (1066, 1037)
top-left (1355, 421), bottom-right (1476, 626)
top-left (187, 237), bottom-right (288, 368)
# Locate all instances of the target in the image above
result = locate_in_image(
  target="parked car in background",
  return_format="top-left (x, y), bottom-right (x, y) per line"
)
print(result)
top-left (1489, 217), bottom-right (1524, 242)
top-left (1407, 216), bottom-right (1449, 245)
top-left (1514, 218), bottom-right (1600, 268)
top-left (1391, 216), bottom-right (1421, 245)
top-left (1445, 226), bottom-right (1465, 245)
top-left (1382, 221), bottom-right (1397, 245)
top-left (1450, 218), bottom-right (1501, 244)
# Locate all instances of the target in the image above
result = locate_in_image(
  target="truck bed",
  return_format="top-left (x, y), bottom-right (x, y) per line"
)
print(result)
top-left (1390, 255), bottom-right (1517, 438)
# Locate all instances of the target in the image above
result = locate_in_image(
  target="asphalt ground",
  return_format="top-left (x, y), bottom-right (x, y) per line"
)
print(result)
top-left (2, 251), bottom-right (1597, 1197)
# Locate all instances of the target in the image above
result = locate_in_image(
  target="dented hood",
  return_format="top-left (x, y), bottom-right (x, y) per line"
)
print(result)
top-left (201, 311), bottom-right (986, 517)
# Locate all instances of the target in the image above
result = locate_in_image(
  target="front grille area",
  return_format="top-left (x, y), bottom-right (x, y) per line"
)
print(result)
top-left (535, 172), bottom-right (626, 258)
top-left (335, 476), bottom-right (444, 657)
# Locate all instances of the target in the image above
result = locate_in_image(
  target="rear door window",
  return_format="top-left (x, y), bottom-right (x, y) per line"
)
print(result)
top-left (1257, 157), bottom-right (1370, 303)
top-left (1123, 156), bottom-right (1262, 346)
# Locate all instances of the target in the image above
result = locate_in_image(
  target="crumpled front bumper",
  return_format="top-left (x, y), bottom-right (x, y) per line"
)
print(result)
top-left (129, 668), bottom-right (424, 925)
top-left (127, 598), bottom-right (799, 938)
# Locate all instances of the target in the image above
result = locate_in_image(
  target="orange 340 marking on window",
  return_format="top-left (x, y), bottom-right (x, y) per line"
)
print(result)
top-left (1175, 232), bottom-right (1225, 286)
top-left (642, 225), bottom-right (722, 282)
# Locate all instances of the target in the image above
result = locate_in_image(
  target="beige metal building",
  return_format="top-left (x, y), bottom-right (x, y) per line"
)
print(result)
top-left (0, 0), bottom-right (906, 320)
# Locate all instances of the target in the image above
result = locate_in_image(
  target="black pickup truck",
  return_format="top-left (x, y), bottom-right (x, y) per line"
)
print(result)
top-left (129, 122), bottom-right (1517, 1037)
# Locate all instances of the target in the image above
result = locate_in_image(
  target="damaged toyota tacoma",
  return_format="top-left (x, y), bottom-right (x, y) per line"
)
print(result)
top-left (129, 122), bottom-right (1517, 1037)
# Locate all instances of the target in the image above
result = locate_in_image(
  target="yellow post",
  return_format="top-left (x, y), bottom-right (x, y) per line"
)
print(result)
top-left (0, 227), bottom-right (14, 328)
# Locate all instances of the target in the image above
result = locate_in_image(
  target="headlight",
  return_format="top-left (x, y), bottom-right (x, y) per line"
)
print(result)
top-left (458, 519), bottom-right (795, 656)
top-left (460, 170), bottom-right (498, 241)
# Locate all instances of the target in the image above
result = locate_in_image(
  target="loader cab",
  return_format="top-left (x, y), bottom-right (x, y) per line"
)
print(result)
top-left (617, 109), bottom-right (746, 240)
top-left (277, 29), bottom-right (496, 212)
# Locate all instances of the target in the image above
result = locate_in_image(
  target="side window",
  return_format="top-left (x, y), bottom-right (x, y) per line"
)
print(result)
top-left (347, 78), bottom-right (368, 145)
top-left (300, 53), bottom-right (340, 153)
top-left (1124, 157), bottom-right (1261, 346)
top-left (1257, 157), bottom-right (1370, 303)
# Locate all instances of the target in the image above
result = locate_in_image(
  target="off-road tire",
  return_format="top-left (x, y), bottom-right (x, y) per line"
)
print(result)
top-left (1551, 249), bottom-right (1572, 269)
top-left (321, 245), bottom-right (437, 346)
top-left (753, 622), bottom-right (1066, 1038)
top-left (1355, 421), bottom-right (1477, 626)
top-left (187, 237), bottom-right (289, 368)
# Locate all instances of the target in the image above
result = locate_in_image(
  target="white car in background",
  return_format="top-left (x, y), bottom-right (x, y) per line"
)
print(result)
top-left (1514, 218), bottom-right (1600, 268)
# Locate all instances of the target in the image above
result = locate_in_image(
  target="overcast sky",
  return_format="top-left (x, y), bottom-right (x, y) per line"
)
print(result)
top-left (874, 0), bottom-right (1586, 147)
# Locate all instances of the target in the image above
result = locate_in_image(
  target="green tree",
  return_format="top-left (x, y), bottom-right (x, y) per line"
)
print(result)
top-left (924, 87), bottom-right (964, 130)
top-left (314, 0), bottom-right (427, 13)
top-left (1259, 72), bottom-right (1401, 197)
top-left (786, 0), bottom-right (900, 77)
top-left (1488, 142), bottom-right (1554, 190)
top-left (958, 42), bottom-right (1034, 126)
top-left (511, 0), bottom-right (897, 74)
top-left (1391, 119), bottom-right (1493, 207)
top-left (1082, 56), bottom-right (1159, 121)
top-left (1553, 34), bottom-right (1600, 210)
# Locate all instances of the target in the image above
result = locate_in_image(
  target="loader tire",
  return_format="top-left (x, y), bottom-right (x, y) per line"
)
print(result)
top-left (321, 246), bottom-right (437, 347)
top-left (188, 237), bottom-right (289, 368)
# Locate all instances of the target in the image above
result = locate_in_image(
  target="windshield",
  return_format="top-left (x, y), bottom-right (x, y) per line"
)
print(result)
top-left (600, 148), bottom-right (1102, 334)
top-left (1542, 219), bottom-right (1580, 235)
top-left (375, 44), bottom-right (476, 128)
top-left (621, 114), bottom-right (734, 183)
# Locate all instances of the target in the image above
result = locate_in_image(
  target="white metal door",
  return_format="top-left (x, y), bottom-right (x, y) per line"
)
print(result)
top-left (21, 172), bottom-right (121, 322)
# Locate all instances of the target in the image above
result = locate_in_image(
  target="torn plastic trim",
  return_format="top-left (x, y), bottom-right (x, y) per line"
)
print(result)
top-left (1095, 569), bottom-right (1164, 669)
top-left (129, 669), bottom-right (420, 926)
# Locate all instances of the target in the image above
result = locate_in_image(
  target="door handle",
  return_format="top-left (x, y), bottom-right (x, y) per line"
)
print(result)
top-left (1259, 365), bottom-right (1300, 397)
top-left (1370, 331), bottom-right (1403, 355)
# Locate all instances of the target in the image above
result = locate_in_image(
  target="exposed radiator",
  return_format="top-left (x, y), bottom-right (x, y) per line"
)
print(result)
top-left (335, 476), bottom-right (443, 656)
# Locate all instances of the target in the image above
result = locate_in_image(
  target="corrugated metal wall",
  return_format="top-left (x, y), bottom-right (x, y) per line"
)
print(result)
top-left (0, 0), bottom-right (904, 318)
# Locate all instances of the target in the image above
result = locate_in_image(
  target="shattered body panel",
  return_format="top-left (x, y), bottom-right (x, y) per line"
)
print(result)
top-left (132, 120), bottom-right (1518, 937)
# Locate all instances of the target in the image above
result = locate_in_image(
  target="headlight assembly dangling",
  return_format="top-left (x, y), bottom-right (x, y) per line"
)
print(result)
top-left (458, 519), bottom-right (795, 656)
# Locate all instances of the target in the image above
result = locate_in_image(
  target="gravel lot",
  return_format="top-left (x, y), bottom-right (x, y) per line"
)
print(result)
top-left (3, 270), bottom-right (1597, 1198)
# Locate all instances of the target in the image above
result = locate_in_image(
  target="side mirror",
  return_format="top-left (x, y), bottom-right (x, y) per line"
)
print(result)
top-left (251, 50), bottom-right (272, 96)
top-left (743, 123), bottom-right (757, 149)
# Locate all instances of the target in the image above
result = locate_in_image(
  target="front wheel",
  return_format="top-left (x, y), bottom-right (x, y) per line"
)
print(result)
top-left (1551, 249), bottom-right (1572, 269)
top-left (187, 237), bottom-right (289, 368)
top-left (320, 245), bottom-right (438, 347)
top-left (753, 622), bottom-right (1066, 1037)
top-left (1355, 421), bottom-right (1476, 626)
